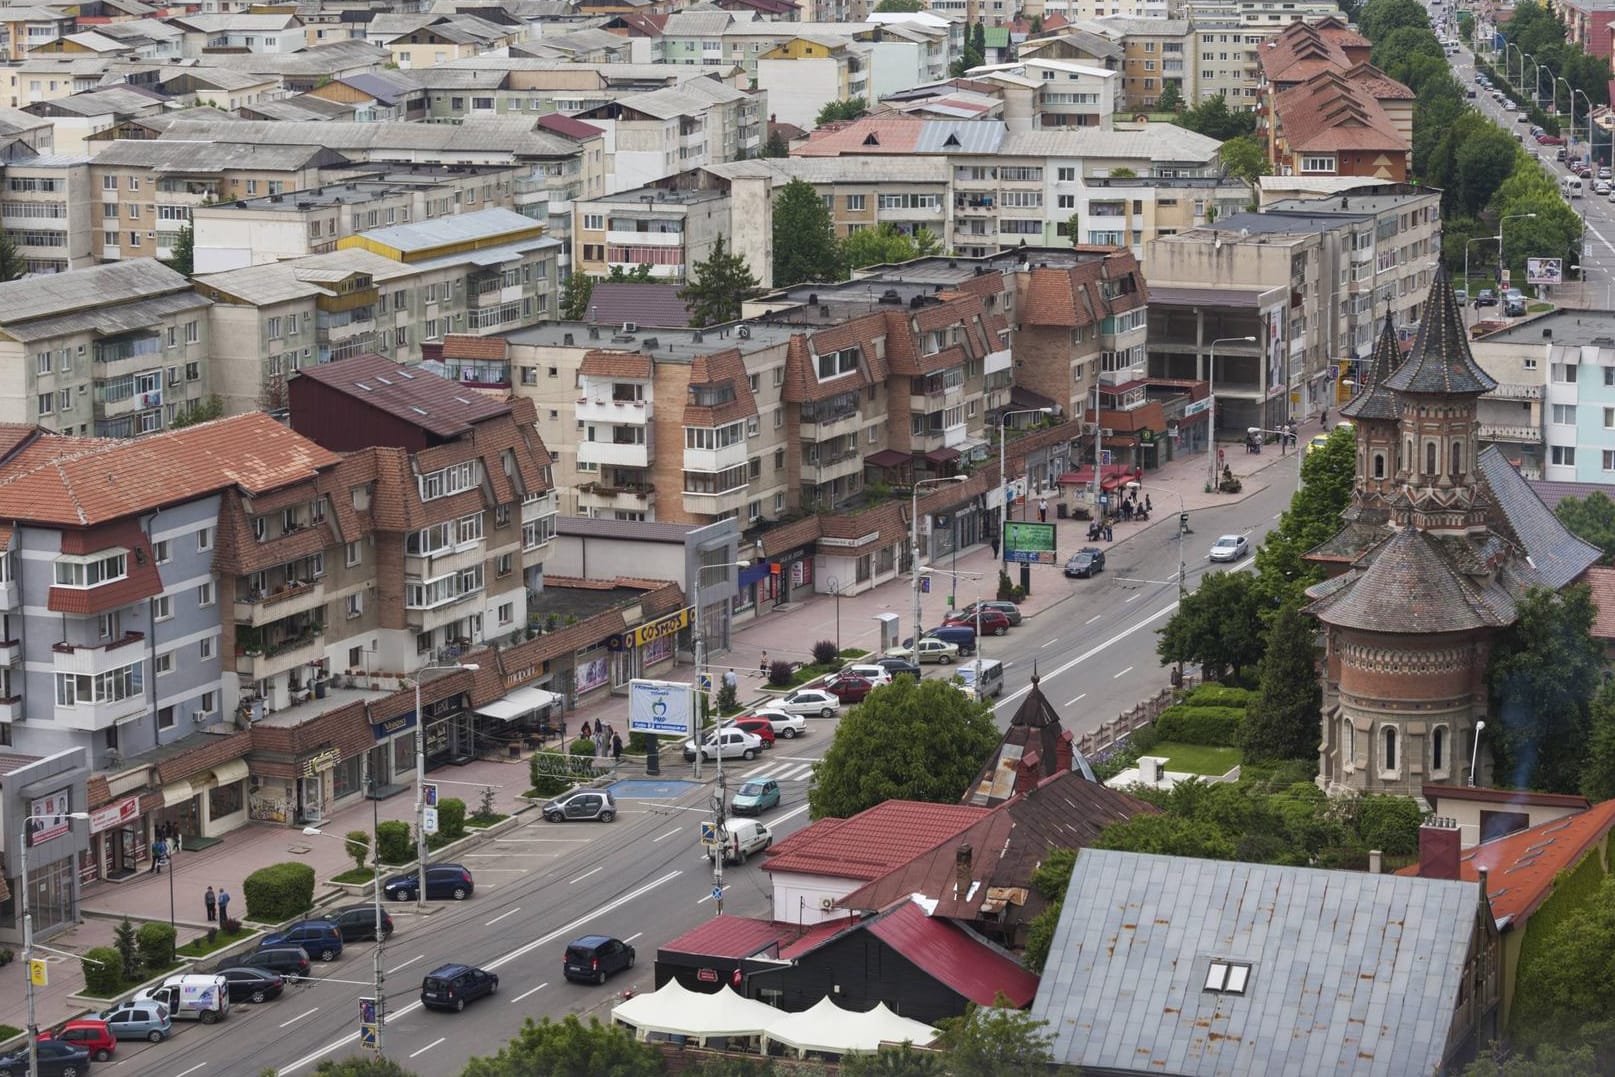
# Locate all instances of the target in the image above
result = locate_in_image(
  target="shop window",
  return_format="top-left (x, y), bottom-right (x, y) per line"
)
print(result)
top-left (332, 755), bottom-right (362, 799)
top-left (209, 779), bottom-right (243, 819)
top-left (393, 735), bottom-right (415, 774)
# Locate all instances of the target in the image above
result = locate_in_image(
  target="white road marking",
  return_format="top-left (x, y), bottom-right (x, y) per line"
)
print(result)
top-left (387, 955), bottom-right (424, 974)
top-left (174, 1064), bottom-right (209, 1077)
top-left (1085, 615), bottom-right (1101, 624)
top-left (652, 827), bottom-right (683, 843)
top-left (484, 907), bottom-right (521, 926)
top-left (410, 1038), bottom-right (445, 1059)
top-left (624, 932), bottom-right (644, 943)
top-left (1113, 665), bottom-right (1135, 680)
top-left (1065, 694), bottom-right (1086, 707)
top-left (569, 866), bottom-right (603, 885)
top-left (1040, 637), bottom-right (1059, 647)
top-left (279, 1007), bottom-right (318, 1029)
top-left (510, 981), bottom-right (549, 1004)
top-left (1125, 593), bottom-right (1142, 603)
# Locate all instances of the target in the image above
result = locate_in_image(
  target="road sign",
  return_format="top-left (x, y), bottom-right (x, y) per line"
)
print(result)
top-left (696, 672), bottom-right (712, 692)
top-left (422, 807), bottom-right (439, 835)
top-left (423, 783), bottom-right (438, 808)
top-left (712, 886), bottom-right (724, 902)
top-left (699, 821), bottom-right (719, 845)
top-left (28, 958), bottom-right (46, 987)
top-left (359, 1025), bottom-right (378, 1050)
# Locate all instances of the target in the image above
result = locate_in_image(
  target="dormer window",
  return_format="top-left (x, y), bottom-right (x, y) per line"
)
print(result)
top-left (54, 552), bottom-right (128, 589)
top-left (815, 346), bottom-right (859, 380)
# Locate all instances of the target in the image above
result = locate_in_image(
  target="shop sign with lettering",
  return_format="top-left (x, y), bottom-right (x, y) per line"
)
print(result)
top-left (608, 606), bottom-right (693, 651)
top-left (300, 748), bottom-right (342, 777)
top-left (89, 795), bottom-right (140, 835)
top-left (372, 711), bottom-right (416, 741)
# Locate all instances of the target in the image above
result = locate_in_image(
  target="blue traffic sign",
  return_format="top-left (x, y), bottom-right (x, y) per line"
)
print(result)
top-left (712, 886), bottom-right (724, 902)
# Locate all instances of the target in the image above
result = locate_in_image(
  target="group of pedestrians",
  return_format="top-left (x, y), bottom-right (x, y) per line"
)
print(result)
top-left (202, 885), bottom-right (231, 923)
top-left (577, 719), bottom-right (623, 762)
top-left (148, 821), bottom-right (183, 874)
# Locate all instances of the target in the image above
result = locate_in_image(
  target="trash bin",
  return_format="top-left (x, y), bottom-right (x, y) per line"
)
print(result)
top-left (1057, 503), bottom-right (1069, 519)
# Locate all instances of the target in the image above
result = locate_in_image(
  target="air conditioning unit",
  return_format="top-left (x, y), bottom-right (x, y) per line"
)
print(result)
top-left (818, 896), bottom-right (837, 910)
top-left (621, 321), bottom-right (637, 334)
top-left (192, 711), bottom-right (208, 725)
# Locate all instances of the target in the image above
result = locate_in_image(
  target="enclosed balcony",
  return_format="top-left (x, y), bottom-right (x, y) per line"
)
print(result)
top-left (579, 424), bottom-right (650, 469)
top-left (798, 393), bottom-right (861, 442)
top-left (577, 376), bottom-right (652, 425)
top-left (235, 612), bottom-right (326, 681)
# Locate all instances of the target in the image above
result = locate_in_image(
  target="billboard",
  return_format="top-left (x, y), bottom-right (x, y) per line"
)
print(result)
top-left (1003, 521), bottom-right (1057, 565)
top-left (628, 679), bottom-right (694, 737)
top-left (1526, 257), bottom-right (1563, 286)
top-left (28, 788), bottom-right (71, 846)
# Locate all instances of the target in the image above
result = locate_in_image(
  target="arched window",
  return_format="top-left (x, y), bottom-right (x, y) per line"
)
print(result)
top-left (1451, 441), bottom-right (1463, 477)
top-left (1382, 726), bottom-right (1398, 772)
top-left (1343, 720), bottom-right (1356, 764)
top-left (1425, 441), bottom-right (1437, 475)
top-left (1373, 453), bottom-right (1386, 479)
top-left (1432, 726), bottom-right (1447, 772)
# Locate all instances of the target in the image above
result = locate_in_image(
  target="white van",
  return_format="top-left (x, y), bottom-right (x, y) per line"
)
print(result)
top-left (1564, 175), bottom-right (1585, 198)
top-left (954, 658), bottom-right (1005, 701)
top-left (135, 974), bottom-right (231, 1024)
top-left (707, 818), bottom-right (772, 865)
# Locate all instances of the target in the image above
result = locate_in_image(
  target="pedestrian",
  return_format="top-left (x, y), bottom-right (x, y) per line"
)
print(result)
top-left (578, 719), bottom-right (591, 740)
top-left (1105, 524), bottom-right (1114, 542)
top-left (989, 531), bottom-right (999, 559)
top-left (204, 885), bottom-right (217, 922)
top-left (150, 837), bottom-right (166, 874)
top-left (172, 830), bottom-right (182, 854)
top-left (1037, 497), bottom-right (1048, 523)
top-left (218, 887), bottom-right (230, 924)
top-left (759, 651), bottom-right (770, 678)
top-left (612, 733), bottom-right (623, 762)
top-left (1321, 408), bottom-right (1329, 427)
top-left (1145, 494), bottom-right (1152, 514)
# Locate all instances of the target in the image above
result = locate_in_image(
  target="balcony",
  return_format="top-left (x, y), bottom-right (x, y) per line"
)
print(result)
top-left (605, 228), bottom-right (683, 248)
top-left (802, 448), bottom-right (862, 483)
top-left (578, 480), bottom-right (656, 514)
top-left (235, 620), bottom-right (326, 681)
top-left (682, 484), bottom-right (750, 518)
top-left (577, 436), bottom-right (650, 469)
top-left (0, 639), bottom-right (19, 667)
top-left (234, 579), bottom-right (326, 626)
top-left (443, 361), bottom-right (511, 390)
top-left (577, 396), bottom-right (652, 425)
top-left (683, 440), bottom-right (748, 474)
top-left (0, 695), bottom-right (20, 723)
top-left (799, 408), bottom-right (861, 443)
top-left (1478, 423), bottom-right (1542, 444)
top-left (1491, 383), bottom-right (1543, 400)
top-left (522, 490), bottom-right (557, 523)
top-left (52, 631), bottom-right (146, 676)
top-left (54, 694), bottom-right (146, 734)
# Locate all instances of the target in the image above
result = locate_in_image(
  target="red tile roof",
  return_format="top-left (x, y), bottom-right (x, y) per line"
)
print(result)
top-left (792, 116), bottom-right (927, 157)
top-left (865, 899), bottom-right (1039, 1007)
top-left (536, 112), bottom-right (604, 140)
top-left (1275, 69), bottom-right (1406, 155)
top-left (763, 801), bottom-right (992, 882)
top-left (659, 915), bottom-right (799, 959)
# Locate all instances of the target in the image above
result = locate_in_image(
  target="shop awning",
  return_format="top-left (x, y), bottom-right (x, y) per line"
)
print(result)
top-left (864, 449), bottom-right (908, 468)
top-left (210, 759), bottom-right (250, 787)
top-left (923, 447), bottom-right (960, 464)
top-left (475, 685), bottom-right (560, 723)
top-left (161, 780), bottom-right (193, 808)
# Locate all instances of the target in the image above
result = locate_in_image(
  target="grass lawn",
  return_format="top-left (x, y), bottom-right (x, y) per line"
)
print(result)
top-left (0, 1025), bottom-right (20, 1042)
top-left (1152, 741), bottom-right (1242, 776)
top-left (330, 867), bottom-right (374, 885)
top-left (176, 927), bottom-right (253, 959)
top-left (466, 813), bottom-right (508, 829)
top-left (838, 648), bottom-right (869, 660)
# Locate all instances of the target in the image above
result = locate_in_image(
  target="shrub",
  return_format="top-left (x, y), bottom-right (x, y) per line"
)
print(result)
top-left (1354, 794), bottom-right (1425, 856)
top-left (528, 772), bottom-right (571, 797)
top-left (137, 921), bottom-right (176, 972)
top-left (243, 862), bottom-right (316, 922)
top-left (437, 797), bottom-right (466, 842)
top-left (997, 571), bottom-right (1015, 601)
top-left (473, 786), bottom-right (498, 824)
top-left (627, 731), bottom-right (651, 754)
top-left (716, 677), bottom-right (738, 713)
top-left (1152, 704), bottom-right (1245, 747)
top-left (768, 660), bottom-right (793, 687)
top-left (113, 917), bottom-right (139, 980)
top-left (344, 830), bottom-right (371, 872)
top-left (1185, 684), bottom-right (1255, 709)
top-left (375, 820), bottom-right (413, 865)
top-left (569, 737), bottom-right (596, 757)
top-left (812, 640), bottom-right (839, 665)
top-left (81, 946), bottom-right (124, 997)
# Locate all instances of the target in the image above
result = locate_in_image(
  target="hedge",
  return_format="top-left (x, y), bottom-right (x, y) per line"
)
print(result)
top-left (81, 946), bottom-right (124, 997)
top-left (136, 922), bottom-right (176, 972)
top-left (437, 797), bottom-right (466, 842)
top-left (1353, 795), bottom-right (1423, 856)
top-left (242, 862), bottom-right (315, 923)
top-left (1152, 705), bottom-right (1246, 747)
top-left (375, 820), bottom-right (413, 865)
top-left (1184, 684), bottom-right (1254, 709)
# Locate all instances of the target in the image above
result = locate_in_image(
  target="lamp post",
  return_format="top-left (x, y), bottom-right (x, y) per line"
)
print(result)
top-left (910, 476), bottom-right (968, 650)
top-left (20, 810), bottom-right (90, 1077)
top-left (1464, 234), bottom-right (1499, 321)
top-left (1206, 336), bottom-right (1257, 493)
top-left (412, 661), bottom-right (479, 912)
top-left (694, 558), bottom-right (749, 912)
top-left (1535, 62), bottom-right (1552, 109)
top-left (1498, 212), bottom-right (1538, 289)
top-left (305, 805), bottom-right (384, 1053)
top-left (1468, 720), bottom-right (1487, 787)
top-left (1574, 89), bottom-right (1593, 150)
top-left (997, 407), bottom-right (1054, 549)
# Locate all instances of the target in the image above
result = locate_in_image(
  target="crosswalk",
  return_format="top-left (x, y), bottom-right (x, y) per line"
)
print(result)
top-left (736, 757), bottom-right (818, 783)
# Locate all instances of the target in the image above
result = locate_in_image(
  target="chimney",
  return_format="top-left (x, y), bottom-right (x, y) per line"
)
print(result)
top-left (1014, 750), bottom-right (1042, 797)
top-left (1418, 817), bottom-right (1462, 880)
top-left (1056, 729), bottom-right (1074, 774)
top-left (1368, 849), bottom-right (1383, 875)
top-left (954, 842), bottom-right (973, 897)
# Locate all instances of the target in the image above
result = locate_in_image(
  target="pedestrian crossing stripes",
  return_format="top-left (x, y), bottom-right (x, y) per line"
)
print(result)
top-left (739, 761), bottom-right (816, 783)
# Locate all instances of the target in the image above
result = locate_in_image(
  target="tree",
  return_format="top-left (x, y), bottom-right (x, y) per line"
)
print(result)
top-left (313, 1059), bottom-right (419, 1077)
top-left (808, 677), bottom-right (999, 819)
top-left (1022, 848), bottom-right (1077, 973)
top-left (840, 1044), bottom-right (947, 1077)
top-left (1358, 0), bottom-right (1430, 42)
top-left (1219, 135), bottom-right (1270, 187)
top-left (971, 21), bottom-right (986, 58)
top-left (1461, 1043), bottom-right (1601, 1076)
top-left (606, 262), bottom-right (654, 283)
top-left (1583, 680), bottom-right (1615, 801)
top-left (1028, 13), bottom-right (1042, 34)
top-left (678, 235), bottom-right (758, 327)
top-left (1488, 584), bottom-right (1603, 793)
top-left (815, 97), bottom-right (869, 126)
top-left (842, 223), bottom-right (940, 271)
top-left (772, 178), bottom-right (842, 286)
top-left (461, 1015), bottom-right (662, 1077)
top-left (951, 25), bottom-right (984, 77)
top-left (1156, 80), bottom-right (1183, 113)
top-left (761, 129), bottom-right (789, 157)
top-left (559, 271), bottom-right (595, 321)
top-left (1509, 873), bottom-right (1615, 1058)
top-left (0, 228), bottom-right (24, 282)
top-left (934, 1001), bottom-right (1054, 1077)
top-left (1555, 491), bottom-right (1615, 565)
top-left (1176, 94), bottom-right (1255, 140)
top-left (169, 395), bottom-right (225, 429)
top-left (1156, 569), bottom-right (1266, 683)
top-left (874, 0), bottom-right (925, 9)
top-left (684, 1059), bottom-right (784, 1077)
top-left (1250, 423), bottom-right (1355, 611)
top-left (1241, 601), bottom-right (1322, 764)
top-left (163, 223), bottom-right (194, 276)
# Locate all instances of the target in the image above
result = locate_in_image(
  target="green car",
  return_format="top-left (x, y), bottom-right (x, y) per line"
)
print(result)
top-left (731, 778), bottom-right (781, 816)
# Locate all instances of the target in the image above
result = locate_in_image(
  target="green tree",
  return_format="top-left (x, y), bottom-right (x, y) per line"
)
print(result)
top-left (808, 677), bottom-right (999, 819)
top-left (1176, 94), bottom-right (1255, 140)
top-left (678, 235), bottom-right (758, 327)
top-left (606, 262), bottom-right (654, 283)
top-left (1461, 1043), bottom-right (1601, 1076)
top-left (971, 21), bottom-right (986, 57)
top-left (1583, 680), bottom-right (1615, 802)
top-left (313, 1058), bottom-right (419, 1077)
top-left (1555, 491), bottom-right (1615, 565)
top-left (815, 97), bottom-right (869, 125)
top-left (1156, 570), bottom-right (1266, 683)
top-left (840, 1044), bottom-right (947, 1077)
top-left (1250, 423), bottom-right (1355, 611)
top-left (1028, 13), bottom-right (1042, 34)
top-left (1241, 601), bottom-right (1322, 764)
top-left (1219, 134), bottom-right (1270, 187)
top-left (934, 1000), bottom-right (1054, 1077)
top-left (772, 178), bottom-right (843, 285)
top-left (762, 129), bottom-right (789, 157)
top-left (684, 1059), bottom-right (783, 1077)
top-left (874, 0), bottom-right (925, 9)
top-left (461, 1015), bottom-right (662, 1077)
top-left (0, 228), bottom-right (24, 282)
top-left (1488, 584), bottom-right (1603, 793)
top-left (559, 271), bottom-right (595, 320)
top-left (1156, 80), bottom-right (1183, 113)
top-left (113, 917), bottom-right (139, 980)
top-left (169, 395), bottom-right (225, 429)
top-left (841, 223), bottom-right (940, 271)
top-left (163, 223), bottom-right (194, 276)
top-left (1451, 124), bottom-right (1520, 217)
top-left (1509, 873), bottom-right (1615, 1057)
top-left (1358, 0), bottom-right (1430, 42)
top-left (1022, 848), bottom-right (1077, 973)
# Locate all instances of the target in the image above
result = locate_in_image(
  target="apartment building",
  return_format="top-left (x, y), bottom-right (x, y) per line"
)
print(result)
top-left (2, 152), bottom-right (94, 273)
top-left (0, 260), bottom-right (213, 436)
top-left (1554, 0), bottom-right (1615, 62)
top-left (1182, 0), bottom-right (1348, 29)
top-left (717, 19), bottom-right (949, 87)
top-left (707, 156), bottom-right (952, 243)
top-left (413, 60), bottom-right (749, 121)
top-left (1070, 17), bottom-right (1191, 110)
top-left (575, 80), bottom-right (764, 194)
top-left (168, 13), bottom-right (306, 55)
top-left (377, 14), bottom-right (523, 69)
top-left (966, 58), bottom-right (1120, 128)
top-left (0, 6), bottom-right (76, 61)
top-left (19, 84), bottom-right (166, 150)
top-left (754, 34), bottom-right (870, 130)
top-left (1186, 23), bottom-right (1270, 106)
top-left (1032, 0), bottom-right (1168, 20)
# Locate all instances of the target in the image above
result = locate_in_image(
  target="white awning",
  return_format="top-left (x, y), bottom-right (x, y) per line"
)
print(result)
top-left (475, 685), bottom-right (559, 723)
top-left (161, 780), bottom-right (194, 808)
top-left (210, 759), bottom-right (250, 787)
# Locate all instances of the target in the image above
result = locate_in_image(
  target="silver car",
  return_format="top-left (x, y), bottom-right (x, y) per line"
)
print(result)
top-left (1208, 534), bottom-right (1250, 562)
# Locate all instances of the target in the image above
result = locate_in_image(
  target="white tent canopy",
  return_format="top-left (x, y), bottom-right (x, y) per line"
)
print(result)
top-left (763, 996), bottom-right (939, 1057)
top-left (612, 980), bottom-right (779, 1044)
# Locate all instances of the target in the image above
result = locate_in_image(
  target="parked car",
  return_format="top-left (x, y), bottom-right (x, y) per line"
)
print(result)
top-left (748, 708), bottom-right (807, 738)
top-left (1473, 289), bottom-right (1498, 307)
top-left (1538, 134), bottom-right (1565, 145)
top-left (1556, 146), bottom-right (1569, 160)
top-left (824, 672), bottom-right (876, 703)
top-left (563, 936), bottom-right (636, 984)
top-left (215, 967), bottom-right (286, 1004)
top-left (944, 608), bottom-right (1011, 636)
top-left (0, 1040), bottom-right (88, 1077)
top-left (886, 638), bottom-right (959, 664)
top-left (682, 728), bottom-right (763, 762)
top-left (330, 903), bottom-right (395, 943)
top-left (722, 716), bottom-right (777, 748)
top-left (731, 778), bottom-right (781, 815)
top-left (1504, 296), bottom-right (1526, 317)
top-left (1599, 165), bottom-right (1611, 180)
top-left (955, 599), bottom-right (1023, 626)
top-left (39, 1020), bottom-right (116, 1062)
top-left (420, 963), bottom-right (498, 1012)
top-left (237, 946), bottom-right (312, 982)
top-left (874, 656), bottom-right (922, 680)
top-left (1453, 287), bottom-right (1468, 303)
top-left (94, 1001), bottom-right (171, 1043)
top-left (1064, 547), bottom-right (1106, 578)
top-left (1208, 534), bottom-right (1251, 562)
top-left (542, 788), bottom-right (618, 822)
top-left (841, 663), bottom-right (894, 686)
top-left (770, 688), bottom-right (841, 718)
top-left (384, 864), bottom-right (475, 902)
top-left (261, 919), bottom-right (344, 962)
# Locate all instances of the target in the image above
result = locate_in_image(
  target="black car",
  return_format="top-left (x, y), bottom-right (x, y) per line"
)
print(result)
top-left (1473, 289), bottom-right (1498, 308)
top-left (420, 963), bottom-right (499, 1012)
top-left (1064, 546), bottom-right (1106, 578)
top-left (563, 935), bottom-right (636, 984)
top-left (874, 656), bottom-right (921, 680)
top-left (330, 903), bottom-right (395, 943)
top-left (216, 967), bottom-right (286, 1004)
top-left (384, 863), bottom-right (474, 902)
top-left (238, 946), bottom-right (312, 981)
top-left (0, 1040), bottom-right (90, 1077)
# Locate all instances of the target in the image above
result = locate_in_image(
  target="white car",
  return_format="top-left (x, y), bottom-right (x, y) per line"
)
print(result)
top-left (841, 663), bottom-right (893, 687)
top-left (769, 688), bottom-right (841, 718)
top-left (1208, 534), bottom-right (1251, 562)
top-left (681, 728), bottom-right (763, 761)
top-left (885, 638), bottom-right (960, 664)
top-left (749, 708), bottom-right (809, 738)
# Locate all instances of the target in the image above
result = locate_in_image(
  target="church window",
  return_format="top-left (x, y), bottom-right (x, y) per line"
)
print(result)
top-left (1451, 441), bottom-right (1463, 477)
top-left (1432, 726), bottom-right (1447, 772)
top-left (1372, 453), bottom-right (1385, 479)
top-left (1382, 726), bottom-right (1398, 772)
top-left (1425, 441), bottom-right (1437, 475)
top-left (1343, 720), bottom-right (1355, 764)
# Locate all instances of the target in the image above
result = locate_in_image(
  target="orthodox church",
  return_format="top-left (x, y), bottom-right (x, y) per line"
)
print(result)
top-left (1305, 268), bottom-right (1599, 797)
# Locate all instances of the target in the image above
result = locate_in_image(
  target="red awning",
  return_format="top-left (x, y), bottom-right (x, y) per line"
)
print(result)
top-left (865, 449), bottom-right (909, 468)
top-left (1057, 464), bottom-right (1137, 486)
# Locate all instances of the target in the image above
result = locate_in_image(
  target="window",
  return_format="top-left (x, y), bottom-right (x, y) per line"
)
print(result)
top-left (152, 595), bottom-right (172, 622)
top-left (1553, 363), bottom-right (1578, 383)
top-left (1604, 450), bottom-right (1615, 472)
top-left (197, 526), bottom-right (213, 551)
top-left (54, 553), bottom-right (127, 589)
top-left (1425, 441), bottom-right (1437, 475)
top-left (201, 691), bottom-right (214, 714)
top-left (1382, 725), bottom-right (1398, 772)
top-left (197, 581), bottom-right (214, 607)
top-left (1552, 445), bottom-right (1577, 466)
top-left (496, 552), bottom-right (513, 577)
top-left (1556, 404), bottom-right (1579, 425)
top-left (845, 194), bottom-right (865, 211)
top-left (158, 705), bottom-right (175, 730)
top-left (346, 593), bottom-right (364, 619)
top-left (1057, 166), bottom-right (1076, 181)
top-left (155, 651), bottom-right (173, 676)
top-left (498, 602), bottom-right (514, 625)
top-left (37, 393), bottom-right (52, 416)
top-left (1203, 961), bottom-right (1250, 994)
top-left (1432, 725), bottom-right (1446, 772)
top-left (346, 540), bottom-right (362, 567)
top-left (199, 637), bottom-right (214, 660)
top-left (56, 663), bottom-right (143, 706)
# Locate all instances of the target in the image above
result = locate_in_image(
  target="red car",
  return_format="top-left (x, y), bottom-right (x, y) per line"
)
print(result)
top-left (1536, 134), bottom-right (1565, 145)
top-left (824, 673), bottom-right (876, 703)
top-left (41, 1018), bottom-right (117, 1062)
top-left (944, 609), bottom-right (1011, 636)
top-left (723, 716), bottom-right (776, 748)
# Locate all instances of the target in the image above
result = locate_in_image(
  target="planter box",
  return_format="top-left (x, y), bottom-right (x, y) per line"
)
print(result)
top-left (315, 813), bottom-right (523, 903)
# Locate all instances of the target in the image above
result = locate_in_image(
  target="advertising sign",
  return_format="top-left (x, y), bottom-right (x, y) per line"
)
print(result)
top-left (1002, 521), bottom-right (1057, 565)
top-left (1526, 257), bottom-right (1563, 285)
top-left (628, 679), bottom-right (695, 737)
top-left (609, 606), bottom-right (694, 651)
top-left (28, 788), bottom-right (71, 846)
top-left (89, 795), bottom-right (140, 835)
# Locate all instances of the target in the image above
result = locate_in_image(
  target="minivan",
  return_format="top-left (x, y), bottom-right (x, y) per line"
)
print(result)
top-left (954, 657), bottom-right (1005, 701)
top-left (384, 863), bottom-right (474, 901)
top-left (563, 936), bottom-right (636, 984)
top-left (260, 919), bottom-right (343, 961)
top-left (133, 974), bottom-right (231, 1024)
top-left (707, 818), bottom-right (773, 865)
top-left (922, 624), bottom-right (977, 656)
top-left (420, 963), bottom-right (498, 1012)
top-left (329, 903), bottom-right (394, 943)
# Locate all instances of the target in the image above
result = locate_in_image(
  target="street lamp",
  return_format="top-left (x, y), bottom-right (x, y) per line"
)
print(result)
top-left (694, 558), bottom-right (749, 912)
top-left (1464, 234), bottom-right (1499, 319)
top-left (1206, 336), bottom-right (1256, 493)
top-left (1468, 720), bottom-right (1486, 787)
top-left (20, 810), bottom-right (90, 1077)
top-left (997, 407), bottom-right (1055, 543)
top-left (1498, 212), bottom-right (1538, 289)
top-left (305, 812), bottom-right (385, 1054)
top-left (910, 476), bottom-right (968, 649)
top-left (1535, 61), bottom-right (1552, 108)
top-left (1573, 88), bottom-right (1593, 149)
top-left (412, 662), bottom-right (479, 912)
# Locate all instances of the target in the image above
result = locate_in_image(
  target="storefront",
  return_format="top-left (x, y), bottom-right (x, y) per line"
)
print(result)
top-left (605, 606), bottom-right (689, 688)
top-left (294, 747), bottom-right (341, 825)
top-left (84, 795), bottom-right (143, 882)
top-left (366, 708), bottom-right (416, 794)
top-left (1, 749), bottom-right (91, 945)
top-left (474, 683), bottom-right (562, 749)
top-left (735, 550), bottom-right (815, 614)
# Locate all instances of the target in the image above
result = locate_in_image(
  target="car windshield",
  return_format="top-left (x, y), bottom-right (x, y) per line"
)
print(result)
top-left (739, 782), bottom-right (767, 795)
top-left (1214, 536), bottom-right (1239, 548)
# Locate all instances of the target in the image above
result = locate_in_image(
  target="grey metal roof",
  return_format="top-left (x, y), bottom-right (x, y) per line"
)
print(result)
top-left (660, 10), bottom-right (737, 35)
top-left (0, 259), bottom-right (191, 325)
top-left (1384, 267), bottom-right (1497, 396)
top-left (1315, 526), bottom-right (1512, 633)
top-left (5, 290), bottom-right (210, 344)
top-left (158, 118), bottom-right (578, 160)
top-left (1339, 312), bottom-right (1404, 422)
top-left (705, 156), bottom-right (950, 185)
top-left (582, 283), bottom-right (693, 329)
top-left (1478, 444), bottom-right (1602, 589)
top-left (356, 207), bottom-right (539, 253)
top-left (1032, 849), bottom-right (1481, 1077)
top-left (91, 139), bottom-right (336, 173)
top-left (997, 125), bottom-right (1222, 163)
top-left (556, 515), bottom-right (709, 543)
top-left (914, 120), bottom-right (1005, 154)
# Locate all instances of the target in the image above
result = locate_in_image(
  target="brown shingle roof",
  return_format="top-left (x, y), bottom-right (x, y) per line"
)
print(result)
top-left (1275, 69), bottom-right (1406, 155)
top-left (579, 350), bottom-right (653, 379)
top-left (293, 353), bottom-right (513, 437)
top-left (441, 333), bottom-right (508, 361)
top-left (684, 348), bottom-right (759, 427)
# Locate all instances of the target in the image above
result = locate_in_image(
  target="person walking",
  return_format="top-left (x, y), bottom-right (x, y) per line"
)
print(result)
top-left (759, 651), bottom-right (769, 678)
top-left (204, 886), bottom-right (217, 923)
top-left (150, 836), bottom-right (166, 874)
top-left (578, 719), bottom-right (591, 741)
top-left (172, 830), bottom-right (182, 854)
top-left (217, 887), bottom-right (231, 924)
top-left (989, 530), bottom-right (999, 559)
top-left (611, 732), bottom-right (623, 763)
top-left (1037, 497), bottom-right (1048, 523)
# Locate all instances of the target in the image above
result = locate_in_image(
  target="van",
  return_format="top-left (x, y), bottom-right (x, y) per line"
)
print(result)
top-left (134, 974), bottom-right (231, 1024)
top-left (1563, 175), bottom-right (1584, 198)
top-left (954, 657), bottom-right (1005, 701)
top-left (922, 624), bottom-right (977, 655)
top-left (706, 818), bottom-right (772, 865)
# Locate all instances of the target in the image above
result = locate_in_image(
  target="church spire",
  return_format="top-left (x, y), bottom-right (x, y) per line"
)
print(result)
top-left (1383, 265), bottom-right (1497, 397)
top-left (1340, 309), bottom-right (1403, 422)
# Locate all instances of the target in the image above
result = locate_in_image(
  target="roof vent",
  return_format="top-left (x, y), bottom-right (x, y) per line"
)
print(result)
top-left (397, 371), bottom-right (414, 379)
top-left (693, 330), bottom-right (704, 343)
top-left (1543, 328), bottom-right (1552, 339)
top-left (640, 337), bottom-right (659, 351)
top-left (355, 381), bottom-right (373, 392)
top-left (622, 322), bottom-right (638, 334)
top-left (878, 288), bottom-right (903, 304)
top-left (453, 396), bottom-right (473, 405)
top-left (589, 326), bottom-right (600, 339)
top-left (411, 406), bottom-right (428, 415)
top-left (376, 375), bottom-right (393, 385)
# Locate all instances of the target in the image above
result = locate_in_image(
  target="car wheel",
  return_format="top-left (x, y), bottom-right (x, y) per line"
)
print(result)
top-left (94, 1049), bottom-right (112, 1062)
top-left (455, 997), bottom-right (466, 1012)
top-left (61, 1067), bottom-right (78, 1077)
top-left (251, 988), bottom-right (268, 1003)
top-left (148, 1031), bottom-right (164, 1043)
top-left (200, 1010), bottom-right (219, 1025)
top-left (940, 655), bottom-right (952, 664)
top-left (319, 947), bottom-right (336, 962)
top-left (737, 847), bottom-right (748, 864)
top-left (781, 728), bottom-right (797, 739)
top-left (598, 810), bottom-right (615, 822)
top-left (596, 969), bottom-right (608, 985)
top-left (489, 977), bottom-right (499, 994)
top-left (742, 748), bottom-right (756, 760)
top-left (628, 953), bottom-right (636, 968)
top-left (544, 811), bottom-right (562, 823)
top-left (995, 626), bottom-right (1007, 636)
top-left (452, 886), bottom-right (469, 900)
top-left (819, 707), bottom-right (834, 718)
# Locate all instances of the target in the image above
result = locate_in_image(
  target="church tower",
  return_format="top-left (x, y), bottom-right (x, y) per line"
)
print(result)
top-left (1339, 311), bottom-right (1405, 519)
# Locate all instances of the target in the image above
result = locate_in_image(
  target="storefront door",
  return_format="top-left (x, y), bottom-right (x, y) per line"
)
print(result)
top-left (27, 857), bottom-right (76, 934)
